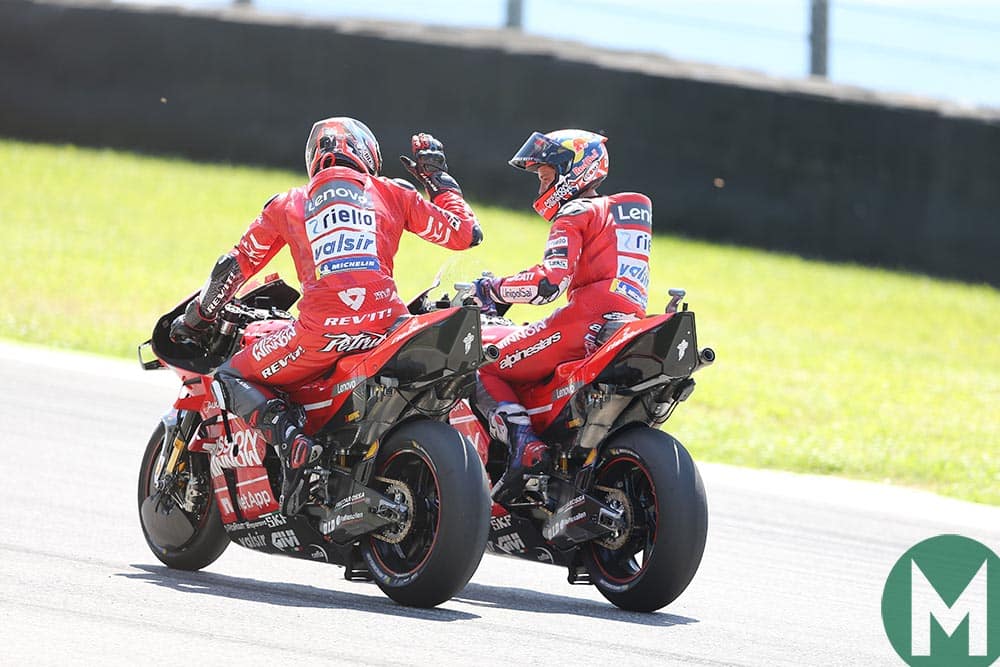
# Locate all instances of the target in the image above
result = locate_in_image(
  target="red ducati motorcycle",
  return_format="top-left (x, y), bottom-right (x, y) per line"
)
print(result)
top-left (136, 275), bottom-right (493, 608)
top-left (448, 286), bottom-right (712, 613)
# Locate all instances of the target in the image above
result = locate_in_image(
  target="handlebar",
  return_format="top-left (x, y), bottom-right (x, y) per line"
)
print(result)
top-left (200, 301), bottom-right (294, 358)
top-left (221, 301), bottom-right (293, 324)
top-left (453, 281), bottom-right (499, 315)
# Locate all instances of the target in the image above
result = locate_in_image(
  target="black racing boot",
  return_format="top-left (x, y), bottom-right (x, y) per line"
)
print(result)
top-left (275, 433), bottom-right (315, 516)
top-left (256, 399), bottom-right (320, 515)
top-left (489, 403), bottom-right (550, 505)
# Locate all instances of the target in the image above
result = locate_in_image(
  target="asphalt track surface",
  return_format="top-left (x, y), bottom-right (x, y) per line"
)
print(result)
top-left (1, 340), bottom-right (997, 666)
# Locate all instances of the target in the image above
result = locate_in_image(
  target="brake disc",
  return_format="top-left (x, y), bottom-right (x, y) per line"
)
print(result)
top-left (593, 484), bottom-right (633, 550)
top-left (372, 475), bottom-right (414, 544)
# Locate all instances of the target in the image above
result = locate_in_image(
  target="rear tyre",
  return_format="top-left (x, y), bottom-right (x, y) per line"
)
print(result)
top-left (137, 422), bottom-right (229, 570)
top-left (582, 427), bottom-right (708, 612)
top-left (362, 419), bottom-right (491, 607)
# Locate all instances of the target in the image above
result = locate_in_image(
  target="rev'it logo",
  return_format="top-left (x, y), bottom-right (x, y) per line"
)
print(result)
top-left (338, 287), bottom-right (366, 311)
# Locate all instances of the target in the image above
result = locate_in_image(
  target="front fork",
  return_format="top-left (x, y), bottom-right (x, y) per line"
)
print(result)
top-left (154, 409), bottom-right (201, 485)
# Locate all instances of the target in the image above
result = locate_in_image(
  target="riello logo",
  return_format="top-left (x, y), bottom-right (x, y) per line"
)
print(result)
top-left (882, 534), bottom-right (1000, 666)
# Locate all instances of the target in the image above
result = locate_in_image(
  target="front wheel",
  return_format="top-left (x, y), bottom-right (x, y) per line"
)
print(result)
top-left (362, 419), bottom-right (491, 607)
top-left (137, 421), bottom-right (229, 570)
top-left (582, 427), bottom-right (708, 612)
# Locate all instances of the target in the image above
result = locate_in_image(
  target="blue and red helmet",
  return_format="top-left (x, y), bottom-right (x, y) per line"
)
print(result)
top-left (305, 117), bottom-right (382, 177)
top-left (509, 129), bottom-right (609, 220)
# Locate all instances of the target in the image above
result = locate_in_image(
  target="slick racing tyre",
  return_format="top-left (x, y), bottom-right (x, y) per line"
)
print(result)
top-left (582, 427), bottom-right (708, 612)
top-left (138, 422), bottom-right (229, 571)
top-left (362, 419), bottom-right (491, 608)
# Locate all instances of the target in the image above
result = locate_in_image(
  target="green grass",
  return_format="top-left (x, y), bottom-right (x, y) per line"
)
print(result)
top-left (2, 139), bottom-right (998, 504)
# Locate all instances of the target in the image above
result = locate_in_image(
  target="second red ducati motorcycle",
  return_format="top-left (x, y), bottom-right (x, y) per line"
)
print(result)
top-left (445, 285), bottom-right (712, 613)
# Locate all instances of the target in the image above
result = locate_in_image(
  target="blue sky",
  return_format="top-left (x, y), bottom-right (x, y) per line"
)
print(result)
top-left (115, 0), bottom-right (1000, 110)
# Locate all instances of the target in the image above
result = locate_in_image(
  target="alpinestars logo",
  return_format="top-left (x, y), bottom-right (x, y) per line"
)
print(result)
top-left (488, 412), bottom-right (509, 442)
top-left (338, 287), bottom-right (366, 311)
top-left (417, 215), bottom-right (453, 244)
top-left (677, 339), bottom-right (689, 361)
top-left (499, 332), bottom-right (562, 370)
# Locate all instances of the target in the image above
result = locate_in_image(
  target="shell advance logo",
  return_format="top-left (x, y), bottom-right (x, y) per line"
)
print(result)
top-left (305, 181), bottom-right (379, 276)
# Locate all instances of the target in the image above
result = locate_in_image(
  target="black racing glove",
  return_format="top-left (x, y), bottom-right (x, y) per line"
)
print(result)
top-left (169, 300), bottom-right (213, 346)
top-left (399, 133), bottom-right (462, 201)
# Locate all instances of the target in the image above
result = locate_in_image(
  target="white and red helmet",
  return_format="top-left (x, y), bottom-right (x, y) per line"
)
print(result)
top-left (509, 129), bottom-right (609, 220)
top-left (305, 117), bottom-right (382, 177)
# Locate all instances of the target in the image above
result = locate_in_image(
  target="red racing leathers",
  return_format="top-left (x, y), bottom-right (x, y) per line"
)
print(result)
top-left (208, 165), bottom-right (480, 415)
top-left (480, 192), bottom-right (652, 404)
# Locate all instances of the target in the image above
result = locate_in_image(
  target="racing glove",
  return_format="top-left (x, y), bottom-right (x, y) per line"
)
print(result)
top-left (472, 277), bottom-right (501, 315)
top-left (169, 300), bottom-right (214, 346)
top-left (399, 133), bottom-right (463, 201)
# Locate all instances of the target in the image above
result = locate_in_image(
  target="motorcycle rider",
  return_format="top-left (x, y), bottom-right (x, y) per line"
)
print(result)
top-left (170, 117), bottom-right (483, 515)
top-left (473, 129), bottom-right (652, 504)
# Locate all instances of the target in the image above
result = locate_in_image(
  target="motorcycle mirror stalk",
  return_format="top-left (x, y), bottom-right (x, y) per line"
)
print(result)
top-left (666, 288), bottom-right (686, 314)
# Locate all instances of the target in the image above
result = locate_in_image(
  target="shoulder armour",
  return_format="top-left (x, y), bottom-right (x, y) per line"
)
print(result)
top-left (388, 177), bottom-right (417, 192)
top-left (553, 198), bottom-right (593, 220)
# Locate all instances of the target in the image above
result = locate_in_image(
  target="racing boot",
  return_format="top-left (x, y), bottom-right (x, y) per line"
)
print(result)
top-left (275, 433), bottom-right (315, 516)
top-left (488, 403), bottom-right (550, 505)
top-left (256, 399), bottom-right (320, 515)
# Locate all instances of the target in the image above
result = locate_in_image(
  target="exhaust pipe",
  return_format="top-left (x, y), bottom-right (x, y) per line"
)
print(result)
top-left (698, 347), bottom-right (715, 366)
top-left (483, 344), bottom-right (500, 362)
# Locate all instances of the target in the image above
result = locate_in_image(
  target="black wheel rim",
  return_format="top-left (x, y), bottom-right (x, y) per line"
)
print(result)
top-left (141, 430), bottom-right (213, 550)
top-left (369, 445), bottom-right (441, 577)
top-left (589, 453), bottom-right (658, 584)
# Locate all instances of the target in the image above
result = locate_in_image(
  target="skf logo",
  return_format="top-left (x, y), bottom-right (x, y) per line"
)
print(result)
top-left (881, 534), bottom-right (999, 666)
